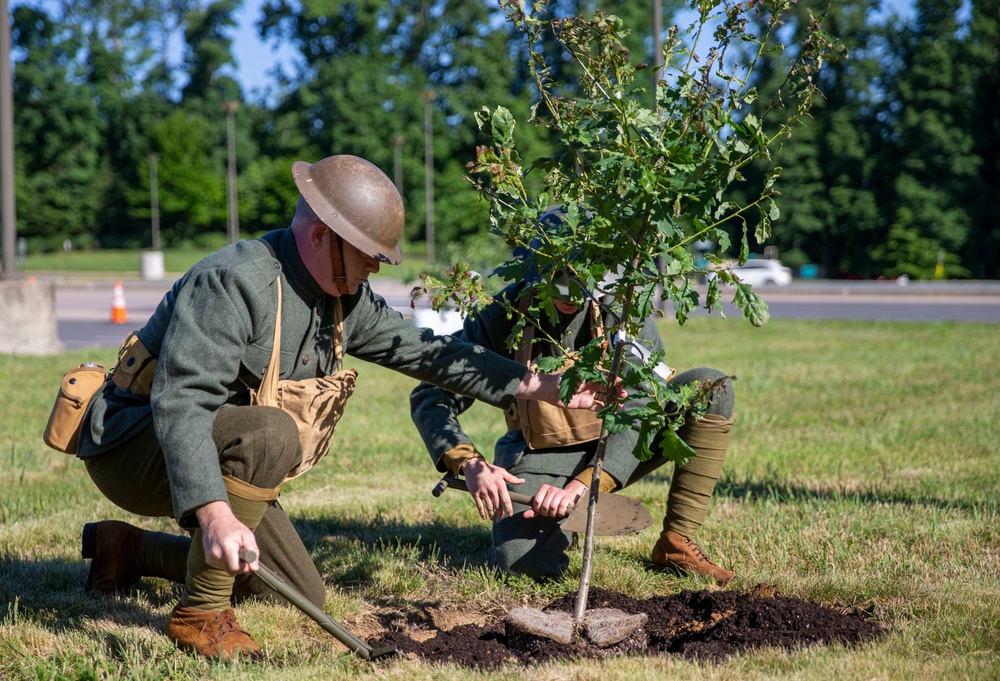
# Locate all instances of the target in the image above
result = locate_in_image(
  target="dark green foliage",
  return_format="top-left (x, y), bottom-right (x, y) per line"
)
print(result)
top-left (5, 0), bottom-right (998, 283)
top-left (733, 0), bottom-right (999, 279)
top-left (12, 6), bottom-right (104, 249)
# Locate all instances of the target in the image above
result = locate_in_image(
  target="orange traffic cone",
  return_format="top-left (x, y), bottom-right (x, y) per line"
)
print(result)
top-left (111, 280), bottom-right (128, 324)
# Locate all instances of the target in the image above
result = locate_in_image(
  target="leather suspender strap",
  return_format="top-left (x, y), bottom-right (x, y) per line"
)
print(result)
top-left (514, 290), bottom-right (603, 365)
top-left (332, 296), bottom-right (344, 369)
top-left (328, 232), bottom-right (350, 295)
top-left (514, 292), bottom-right (535, 366)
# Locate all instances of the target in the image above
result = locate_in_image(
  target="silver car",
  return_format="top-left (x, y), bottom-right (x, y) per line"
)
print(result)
top-left (709, 259), bottom-right (793, 286)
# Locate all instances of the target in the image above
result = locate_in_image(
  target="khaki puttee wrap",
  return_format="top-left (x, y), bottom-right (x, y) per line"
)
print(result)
top-left (222, 474), bottom-right (281, 503)
top-left (181, 478), bottom-right (279, 611)
top-left (664, 413), bottom-right (734, 540)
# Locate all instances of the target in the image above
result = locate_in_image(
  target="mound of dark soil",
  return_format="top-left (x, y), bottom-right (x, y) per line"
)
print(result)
top-left (368, 585), bottom-right (883, 668)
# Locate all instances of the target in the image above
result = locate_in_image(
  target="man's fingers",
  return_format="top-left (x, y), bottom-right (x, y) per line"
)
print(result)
top-left (499, 487), bottom-right (514, 518)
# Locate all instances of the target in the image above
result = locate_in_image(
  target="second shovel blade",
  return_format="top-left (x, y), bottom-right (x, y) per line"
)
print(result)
top-left (559, 491), bottom-right (653, 536)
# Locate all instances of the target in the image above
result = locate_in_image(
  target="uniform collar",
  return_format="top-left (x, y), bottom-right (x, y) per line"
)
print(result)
top-left (271, 228), bottom-right (327, 302)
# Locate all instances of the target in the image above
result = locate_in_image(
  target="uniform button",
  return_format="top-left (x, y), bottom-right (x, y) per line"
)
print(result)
top-left (301, 355), bottom-right (309, 365)
top-left (273, 262), bottom-right (281, 270)
top-left (261, 368), bottom-right (267, 376)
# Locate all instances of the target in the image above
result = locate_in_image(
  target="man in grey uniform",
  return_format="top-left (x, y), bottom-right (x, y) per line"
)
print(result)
top-left (410, 245), bottom-right (736, 585)
top-left (77, 155), bottom-right (608, 660)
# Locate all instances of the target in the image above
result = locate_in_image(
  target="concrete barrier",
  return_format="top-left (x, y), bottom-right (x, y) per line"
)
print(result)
top-left (0, 278), bottom-right (62, 354)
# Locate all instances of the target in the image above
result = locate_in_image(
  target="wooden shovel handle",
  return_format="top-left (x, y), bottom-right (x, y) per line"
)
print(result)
top-left (432, 474), bottom-right (533, 506)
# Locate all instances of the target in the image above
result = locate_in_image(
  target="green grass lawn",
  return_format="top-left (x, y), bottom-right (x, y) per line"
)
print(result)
top-left (1, 317), bottom-right (998, 680)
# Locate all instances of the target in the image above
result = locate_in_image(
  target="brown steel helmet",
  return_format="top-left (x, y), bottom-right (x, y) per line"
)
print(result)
top-left (292, 155), bottom-right (404, 265)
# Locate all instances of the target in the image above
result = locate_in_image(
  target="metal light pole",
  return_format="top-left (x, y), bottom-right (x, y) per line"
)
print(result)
top-left (226, 101), bottom-right (239, 244)
top-left (149, 153), bottom-right (161, 251)
top-left (423, 90), bottom-right (435, 265)
top-left (653, 0), bottom-right (663, 107)
top-left (394, 135), bottom-right (405, 198)
top-left (0, 0), bottom-right (16, 278)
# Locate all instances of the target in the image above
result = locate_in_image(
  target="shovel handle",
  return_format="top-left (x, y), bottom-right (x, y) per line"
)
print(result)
top-left (238, 548), bottom-right (397, 660)
top-left (433, 474), bottom-right (533, 506)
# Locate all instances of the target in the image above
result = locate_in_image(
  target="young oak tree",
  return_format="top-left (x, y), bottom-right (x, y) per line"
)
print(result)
top-left (417, 0), bottom-right (842, 624)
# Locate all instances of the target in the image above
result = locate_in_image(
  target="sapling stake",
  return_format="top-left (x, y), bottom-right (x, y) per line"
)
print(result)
top-left (574, 266), bottom-right (641, 629)
top-left (573, 334), bottom-right (628, 628)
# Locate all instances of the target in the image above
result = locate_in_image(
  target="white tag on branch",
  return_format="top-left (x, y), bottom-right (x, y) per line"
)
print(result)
top-left (613, 331), bottom-right (674, 381)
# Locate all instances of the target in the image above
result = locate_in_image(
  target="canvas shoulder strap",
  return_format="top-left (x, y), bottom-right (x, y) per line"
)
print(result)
top-left (255, 277), bottom-right (283, 406)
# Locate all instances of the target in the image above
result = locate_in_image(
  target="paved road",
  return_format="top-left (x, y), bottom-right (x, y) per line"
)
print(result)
top-left (53, 277), bottom-right (1000, 350)
top-left (699, 290), bottom-right (1000, 322)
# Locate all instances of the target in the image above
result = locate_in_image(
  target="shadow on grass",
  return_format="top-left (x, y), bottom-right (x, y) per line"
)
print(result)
top-left (293, 513), bottom-right (495, 573)
top-left (0, 555), bottom-right (176, 630)
top-left (712, 473), bottom-right (999, 515)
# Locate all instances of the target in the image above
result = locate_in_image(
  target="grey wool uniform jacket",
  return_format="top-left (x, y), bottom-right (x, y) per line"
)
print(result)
top-left (79, 228), bottom-right (528, 525)
top-left (410, 281), bottom-right (665, 488)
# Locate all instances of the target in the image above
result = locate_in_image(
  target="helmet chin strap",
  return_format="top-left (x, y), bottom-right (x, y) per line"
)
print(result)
top-left (327, 231), bottom-right (351, 295)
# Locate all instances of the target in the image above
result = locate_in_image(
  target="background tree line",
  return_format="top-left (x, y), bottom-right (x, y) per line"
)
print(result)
top-left (9, 0), bottom-right (999, 279)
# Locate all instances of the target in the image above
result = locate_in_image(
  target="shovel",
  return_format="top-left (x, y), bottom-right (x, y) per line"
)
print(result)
top-left (238, 548), bottom-right (398, 661)
top-left (432, 474), bottom-right (652, 536)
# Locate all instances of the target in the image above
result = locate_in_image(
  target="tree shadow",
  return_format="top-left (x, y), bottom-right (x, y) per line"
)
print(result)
top-left (0, 555), bottom-right (176, 630)
top-left (292, 513), bottom-right (495, 575)
top-left (712, 473), bottom-right (997, 515)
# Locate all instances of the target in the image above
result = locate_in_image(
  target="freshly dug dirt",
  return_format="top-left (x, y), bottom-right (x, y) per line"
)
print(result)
top-left (368, 585), bottom-right (883, 668)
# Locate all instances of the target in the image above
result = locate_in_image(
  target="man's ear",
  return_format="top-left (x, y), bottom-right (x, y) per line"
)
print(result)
top-left (309, 222), bottom-right (328, 250)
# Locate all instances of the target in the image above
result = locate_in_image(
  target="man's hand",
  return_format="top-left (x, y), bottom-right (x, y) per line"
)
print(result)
top-left (515, 369), bottom-right (624, 411)
top-left (195, 500), bottom-right (258, 575)
top-left (460, 457), bottom-right (525, 521)
top-left (523, 480), bottom-right (587, 520)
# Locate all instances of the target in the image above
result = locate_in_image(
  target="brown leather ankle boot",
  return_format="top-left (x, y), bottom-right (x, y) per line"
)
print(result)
top-left (165, 605), bottom-right (261, 661)
top-left (651, 530), bottom-right (735, 585)
top-left (81, 520), bottom-right (143, 594)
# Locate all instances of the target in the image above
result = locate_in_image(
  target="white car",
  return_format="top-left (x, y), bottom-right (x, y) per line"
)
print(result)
top-left (710, 259), bottom-right (793, 286)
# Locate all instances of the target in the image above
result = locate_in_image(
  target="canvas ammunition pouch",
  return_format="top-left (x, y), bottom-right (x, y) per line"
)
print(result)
top-left (504, 292), bottom-right (604, 450)
top-left (43, 363), bottom-right (108, 454)
top-left (44, 328), bottom-right (156, 455)
top-left (250, 277), bottom-right (356, 480)
top-left (110, 331), bottom-right (157, 396)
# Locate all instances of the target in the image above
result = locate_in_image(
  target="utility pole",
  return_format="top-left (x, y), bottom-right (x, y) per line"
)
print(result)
top-left (394, 135), bottom-right (404, 197)
top-left (0, 0), bottom-right (15, 278)
top-left (149, 153), bottom-right (161, 251)
top-left (226, 101), bottom-right (239, 245)
top-left (423, 90), bottom-right (435, 265)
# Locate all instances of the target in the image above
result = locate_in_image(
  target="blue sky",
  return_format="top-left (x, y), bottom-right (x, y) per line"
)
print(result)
top-left (228, 0), bottom-right (298, 100)
top-left (10, 0), bottom-right (917, 99)
top-left (229, 0), bottom-right (917, 98)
